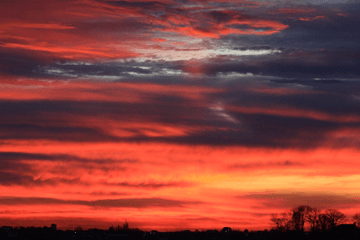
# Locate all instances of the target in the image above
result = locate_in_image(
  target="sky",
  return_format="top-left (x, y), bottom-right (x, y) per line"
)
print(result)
top-left (0, 0), bottom-right (360, 232)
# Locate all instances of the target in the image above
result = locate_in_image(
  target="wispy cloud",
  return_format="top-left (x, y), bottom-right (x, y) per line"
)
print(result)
top-left (0, 196), bottom-right (201, 208)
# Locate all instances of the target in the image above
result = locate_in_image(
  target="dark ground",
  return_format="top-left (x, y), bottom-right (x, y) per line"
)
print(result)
top-left (1, 225), bottom-right (359, 240)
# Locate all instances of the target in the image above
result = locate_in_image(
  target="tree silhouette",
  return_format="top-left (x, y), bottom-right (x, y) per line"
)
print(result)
top-left (326, 209), bottom-right (347, 229)
top-left (291, 205), bottom-right (312, 232)
top-left (123, 221), bottom-right (129, 230)
top-left (353, 213), bottom-right (360, 227)
top-left (306, 207), bottom-right (321, 232)
top-left (317, 213), bottom-right (330, 232)
top-left (270, 206), bottom-right (348, 233)
top-left (270, 212), bottom-right (292, 232)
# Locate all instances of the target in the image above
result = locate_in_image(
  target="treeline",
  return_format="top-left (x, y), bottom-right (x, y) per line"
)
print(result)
top-left (3, 207), bottom-right (360, 240)
top-left (270, 205), bottom-right (360, 232)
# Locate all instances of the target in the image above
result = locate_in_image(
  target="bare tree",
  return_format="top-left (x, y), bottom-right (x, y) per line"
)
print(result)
top-left (353, 213), bottom-right (360, 227)
top-left (306, 207), bottom-right (322, 232)
top-left (270, 206), bottom-right (348, 233)
top-left (271, 212), bottom-right (292, 232)
top-left (326, 209), bottom-right (347, 229)
top-left (317, 214), bottom-right (330, 232)
top-left (291, 205), bottom-right (313, 232)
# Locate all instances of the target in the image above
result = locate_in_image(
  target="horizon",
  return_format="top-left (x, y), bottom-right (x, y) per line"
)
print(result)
top-left (0, 207), bottom-right (357, 232)
top-left (1, 0), bottom-right (360, 232)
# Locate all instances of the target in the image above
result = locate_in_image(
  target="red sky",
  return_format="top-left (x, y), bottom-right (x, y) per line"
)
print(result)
top-left (1, 0), bottom-right (360, 232)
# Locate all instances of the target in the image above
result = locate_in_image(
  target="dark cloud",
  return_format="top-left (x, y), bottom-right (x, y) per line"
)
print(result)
top-left (237, 192), bottom-right (360, 209)
top-left (225, 3), bottom-right (360, 51)
top-left (0, 99), bottom-right (210, 128)
top-left (71, 19), bottom-right (150, 36)
top-left (271, 79), bottom-right (360, 97)
top-left (205, 3), bottom-right (360, 79)
top-left (207, 11), bottom-right (238, 23)
top-left (219, 83), bottom-right (360, 116)
top-left (0, 152), bottom-right (140, 182)
top-left (0, 151), bottom-right (135, 164)
top-left (99, 0), bottom-right (167, 10)
top-left (0, 152), bottom-right (189, 188)
top-left (0, 152), bottom-right (75, 162)
top-left (150, 117), bottom-right (342, 148)
top-left (0, 123), bottom-right (119, 142)
top-left (228, 160), bottom-right (303, 170)
top-left (0, 47), bottom-right (63, 77)
top-left (0, 152), bottom-right (141, 180)
top-left (105, 181), bottom-right (192, 189)
top-left (89, 191), bottom-right (128, 196)
top-left (0, 172), bottom-right (35, 186)
top-left (0, 197), bottom-right (201, 208)
top-left (0, 171), bottom-right (83, 186)
top-left (0, 1), bottom-right (359, 150)
top-left (0, 92), bottom-right (359, 149)
top-left (0, 170), bottom-right (189, 189)
top-left (181, 48), bottom-right (360, 79)
top-left (2, 2), bottom-right (359, 81)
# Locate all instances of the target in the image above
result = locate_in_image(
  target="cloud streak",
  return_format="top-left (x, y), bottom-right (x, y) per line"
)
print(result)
top-left (0, 196), bottom-right (200, 208)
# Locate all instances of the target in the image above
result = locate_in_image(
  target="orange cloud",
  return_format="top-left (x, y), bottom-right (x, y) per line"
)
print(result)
top-left (151, 38), bottom-right (168, 42)
top-left (0, 80), bottom-right (219, 102)
top-left (0, 22), bottom-right (75, 30)
top-left (157, 13), bottom-right (289, 39)
top-left (300, 16), bottom-right (327, 21)
top-left (227, 105), bottom-right (360, 123)
top-left (0, 0), bottom-right (291, 66)
top-left (1, 140), bottom-right (360, 230)
top-left (1, 42), bottom-right (139, 60)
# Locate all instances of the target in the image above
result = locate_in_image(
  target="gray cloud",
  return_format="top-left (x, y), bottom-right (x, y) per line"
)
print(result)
top-left (0, 197), bottom-right (201, 208)
top-left (0, 92), bottom-right (359, 149)
top-left (228, 160), bottom-right (303, 170)
top-left (1, 2), bottom-right (359, 151)
top-left (106, 181), bottom-right (192, 189)
top-left (237, 192), bottom-right (360, 209)
top-left (0, 171), bottom-right (83, 186)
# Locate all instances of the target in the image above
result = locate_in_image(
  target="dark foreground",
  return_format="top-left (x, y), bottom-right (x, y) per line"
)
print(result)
top-left (1, 225), bottom-right (359, 240)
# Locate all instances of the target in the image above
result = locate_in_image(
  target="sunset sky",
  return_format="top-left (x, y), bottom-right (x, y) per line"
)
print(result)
top-left (1, 0), bottom-right (360, 232)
